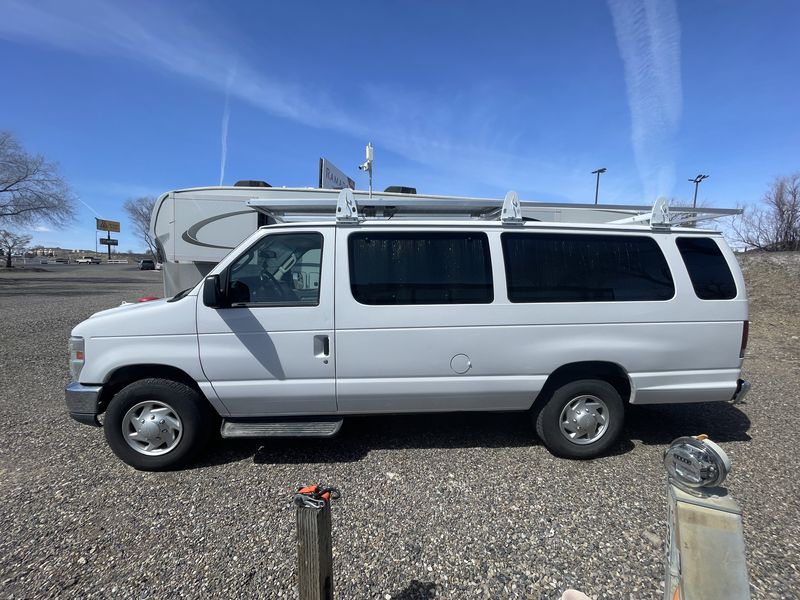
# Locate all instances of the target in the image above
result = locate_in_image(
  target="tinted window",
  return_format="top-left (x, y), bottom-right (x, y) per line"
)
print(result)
top-left (676, 237), bottom-right (737, 300)
top-left (502, 233), bottom-right (674, 302)
top-left (349, 232), bottom-right (493, 305)
top-left (228, 232), bottom-right (322, 306)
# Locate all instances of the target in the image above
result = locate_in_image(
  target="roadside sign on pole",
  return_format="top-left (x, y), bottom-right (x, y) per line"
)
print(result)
top-left (99, 238), bottom-right (119, 246)
top-left (96, 219), bottom-right (121, 233)
top-left (318, 158), bottom-right (355, 190)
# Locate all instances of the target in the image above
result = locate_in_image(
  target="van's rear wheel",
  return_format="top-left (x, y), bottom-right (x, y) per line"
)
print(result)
top-left (104, 378), bottom-right (213, 471)
top-left (535, 379), bottom-right (624, 459)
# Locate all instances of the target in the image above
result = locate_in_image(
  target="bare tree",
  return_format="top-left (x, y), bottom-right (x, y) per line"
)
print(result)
top-left (0, 132), bottom-right (75, 227)
top-left (123, 196), bottom-right (157, 256)
top-left (732, 173), bottom-right (800, 251)
top-left (0, 230), bottom-right (32, 268)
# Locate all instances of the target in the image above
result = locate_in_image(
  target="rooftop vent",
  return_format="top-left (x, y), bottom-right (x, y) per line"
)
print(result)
top-left (234, 180), bottom-right (272, 188)
top-left (384, 186), bottom-right (417, 194)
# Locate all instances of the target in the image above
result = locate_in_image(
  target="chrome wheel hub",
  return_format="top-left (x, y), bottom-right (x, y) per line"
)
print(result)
top-left (122, 401), bottom-right (183, 456)
top-left (558, 395), bottom-right (610, 445)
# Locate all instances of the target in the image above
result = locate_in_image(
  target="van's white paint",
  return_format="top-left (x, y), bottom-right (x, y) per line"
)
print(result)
top-left (195, 228), bottom-right (337, 416)
top-left (74, 220), bottom-right (748, 417)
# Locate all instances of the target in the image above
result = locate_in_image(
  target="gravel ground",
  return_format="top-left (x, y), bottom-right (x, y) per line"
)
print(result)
top-left (0, 257), bottom-right (798, 599)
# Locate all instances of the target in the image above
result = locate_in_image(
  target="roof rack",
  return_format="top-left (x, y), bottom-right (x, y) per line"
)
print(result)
top-left (245, 188), bottom-right (741, 229)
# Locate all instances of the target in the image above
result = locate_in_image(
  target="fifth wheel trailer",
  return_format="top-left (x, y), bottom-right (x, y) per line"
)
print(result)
top-left (150, 185), bottom-right (710, 297)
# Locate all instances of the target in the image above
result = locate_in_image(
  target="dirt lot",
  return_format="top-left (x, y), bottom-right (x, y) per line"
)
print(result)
top-left (0, 256), bottom-right (798, 599)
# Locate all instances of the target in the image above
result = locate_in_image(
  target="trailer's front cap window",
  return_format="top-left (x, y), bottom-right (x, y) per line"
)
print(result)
top-left (227, 233), bottom-right (323, 306)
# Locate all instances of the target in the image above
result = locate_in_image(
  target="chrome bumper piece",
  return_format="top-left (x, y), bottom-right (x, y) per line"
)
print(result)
top-left (65, 382), bottom-right (103, 426)
top-left (731, 379), bottom-right (751, 404)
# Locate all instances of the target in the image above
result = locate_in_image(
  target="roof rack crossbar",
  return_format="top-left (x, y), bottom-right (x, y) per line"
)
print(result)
top-left (244, 189), bottom-right (741, 228)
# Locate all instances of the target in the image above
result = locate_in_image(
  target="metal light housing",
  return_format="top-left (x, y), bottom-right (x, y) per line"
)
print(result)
top-left (664, 436), bottom-right (731, 491)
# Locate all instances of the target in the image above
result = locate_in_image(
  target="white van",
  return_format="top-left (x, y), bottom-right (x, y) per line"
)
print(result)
top-left (65, 190), bottom-right (749, 470)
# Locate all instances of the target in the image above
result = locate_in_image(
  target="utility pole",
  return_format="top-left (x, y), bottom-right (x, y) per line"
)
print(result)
top-left (689, 174), bottom-right (709, 208)
top-left (591, 168), bottom-right (607, 204)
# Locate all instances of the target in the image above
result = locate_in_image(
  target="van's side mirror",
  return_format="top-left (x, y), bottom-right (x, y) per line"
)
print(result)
top-left (203, 274), bottom-right (227, 308)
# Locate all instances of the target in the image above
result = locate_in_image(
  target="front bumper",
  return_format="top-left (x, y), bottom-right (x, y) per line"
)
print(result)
top-left (731, 379), bottom-right (751, 404)
top-left (65, 382), bottom-right (103, 426)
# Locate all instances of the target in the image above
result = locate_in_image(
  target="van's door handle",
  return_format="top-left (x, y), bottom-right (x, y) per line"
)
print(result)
top-left (314, 335), bottom-right (330, 358)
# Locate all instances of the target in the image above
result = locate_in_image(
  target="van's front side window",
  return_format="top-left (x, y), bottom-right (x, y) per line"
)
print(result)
top-left (502, 232), bottom-right (674, 302)
top-left (348, 231), bottom-right (493, 305)
top-left (227, 232), bottom-right (323, 306)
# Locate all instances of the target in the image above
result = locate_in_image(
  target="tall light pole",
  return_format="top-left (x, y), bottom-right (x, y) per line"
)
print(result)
top-left (689, 174), bottom-right (709, 208)
top-left (592, 168), bottom-right (607, 204)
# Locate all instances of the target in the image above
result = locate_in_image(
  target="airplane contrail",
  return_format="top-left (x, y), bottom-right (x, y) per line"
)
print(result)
top-left (608, 0), bottom-right (682, 200)
top-left (77, 196), bottom-right (103, 217)
top-left (219, 67), bottom-right (236, 186)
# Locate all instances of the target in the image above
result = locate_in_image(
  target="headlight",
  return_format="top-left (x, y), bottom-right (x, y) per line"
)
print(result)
top-left (69, 336), bottom-right (85, 381)
top-left (664, 435), bottom-right (731, 492)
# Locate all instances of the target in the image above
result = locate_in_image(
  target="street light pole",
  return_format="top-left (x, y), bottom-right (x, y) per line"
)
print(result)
top-left (689, 174), bottom-right (709, 209)
top-left (591, 168), bottom-right (607, 204)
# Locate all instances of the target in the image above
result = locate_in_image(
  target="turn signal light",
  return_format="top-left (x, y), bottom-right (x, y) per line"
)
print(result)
top-left (69, 336), bottom-right (85, 381)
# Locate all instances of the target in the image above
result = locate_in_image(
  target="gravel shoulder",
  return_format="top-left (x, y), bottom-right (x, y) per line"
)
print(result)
top-left (0, 257), bottom-right (798, 599)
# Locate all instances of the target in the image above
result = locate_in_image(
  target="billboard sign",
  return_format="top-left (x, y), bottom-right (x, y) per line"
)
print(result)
top-left (99, 238), bottom-right (119, 246)
top-left (318, 158), bottom-right (355, 190)
top-left (96, 218), bottom-right (121, 233)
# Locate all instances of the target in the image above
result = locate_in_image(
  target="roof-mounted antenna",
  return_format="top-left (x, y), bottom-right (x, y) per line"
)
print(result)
top-left (501, 190), bottom-right (523, 224)
top-left (336, 188), bottom-right (360, 223)
top-left (358, 142), bottom-right (373, 198)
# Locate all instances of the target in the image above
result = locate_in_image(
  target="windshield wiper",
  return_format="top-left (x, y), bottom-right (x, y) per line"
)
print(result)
top-left (168, 287), bottom-right (193, 302)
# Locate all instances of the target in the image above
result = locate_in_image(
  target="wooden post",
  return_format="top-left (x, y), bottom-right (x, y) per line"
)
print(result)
top-left (296, 502), bottom-right (333, 600)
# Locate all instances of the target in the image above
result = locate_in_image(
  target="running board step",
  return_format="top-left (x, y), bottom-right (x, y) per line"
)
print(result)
top-left (220, 418), bottom-right (343, 439)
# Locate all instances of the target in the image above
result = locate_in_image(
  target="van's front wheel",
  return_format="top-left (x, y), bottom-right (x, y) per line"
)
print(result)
top-left (535, 379), bottom-right (624, 459)
top-left (104, 378), bottom-right (213, 471)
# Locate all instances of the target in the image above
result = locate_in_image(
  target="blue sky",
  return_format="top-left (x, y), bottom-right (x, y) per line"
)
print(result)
top-left (1, 0), bottom-right (798, 250)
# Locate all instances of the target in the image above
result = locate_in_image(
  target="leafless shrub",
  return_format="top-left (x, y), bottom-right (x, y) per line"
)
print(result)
top-left (731, 173), bottom-right (800, 251)
top-left (123, 196), bottom-right (157, 256)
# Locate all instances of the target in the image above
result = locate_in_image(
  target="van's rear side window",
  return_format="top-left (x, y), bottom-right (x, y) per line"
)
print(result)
top-left (349, 232), bottom-right (493, 305)
top-left (676, 237), bottom-right (737, 300)
top-left (502, 233), bottom-right (674, 302)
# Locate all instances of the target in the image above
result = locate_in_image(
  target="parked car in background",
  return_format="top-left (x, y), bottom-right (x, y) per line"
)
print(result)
top-left (138, 259), bottom-right (155, 270)
top-left (75, 256), bottom-right (101, 264)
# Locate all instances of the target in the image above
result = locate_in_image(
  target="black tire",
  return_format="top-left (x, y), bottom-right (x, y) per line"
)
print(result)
top-left (535, 379), bottom-right (624, 459)
top-left (104, 378), bottom-right (214, 471)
